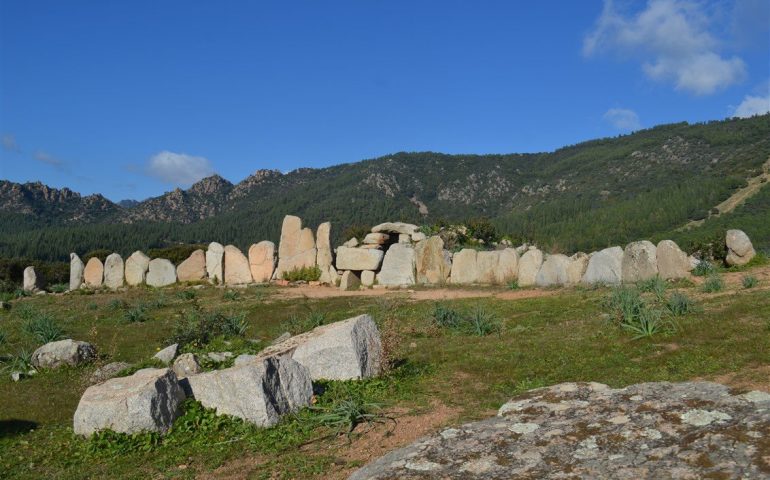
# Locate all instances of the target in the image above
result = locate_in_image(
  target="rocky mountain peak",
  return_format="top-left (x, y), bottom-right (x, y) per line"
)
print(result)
top-left (189, 174), bottom-right (233, 196)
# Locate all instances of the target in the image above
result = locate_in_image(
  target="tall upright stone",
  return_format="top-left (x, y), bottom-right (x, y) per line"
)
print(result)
top-left (656, 240), bottom-right (691, 280)
top-left (103, 253), bottom-right (125, 290)
top-left (124, 251), bottom-right (150, 286)
top-left (146, 259), bottom-right (177, 287)
top-left (83, 257), bottom-right (104, 288)
top-left (582, 247), bottom-right (623, 285)
top-left (622, 241), bottom-right (658, 283)
top-left (206, 242), bottom-right (224, 284)
top-left (535, 254), bottom-right (570, 287)
top-left (316, 222), bottom-right (333, 268)
top-left (415, 236), bottom-right (451, 285)
top-left (224, 245), bottom-right (252, 285)
top-left (69, 253), bottom-right (84, 291)
top-left (177, 249), bottom-right (206, 282)
top-left (565, 252), bottom-right (590, 284)
top-left (493, 248), bottom-right (519, 284)
top-left (23, 266), bottom-right (40, 292)
top-left (248, 241), bottom-right (275, 283)
top-left (518, 248), bottom-right (544, 287)
top-left (377, 243), bottom-right (416, 286)
top-left (275, 215), bottom-right (317, 279)
top-left (449, 249), bottom-right (479, 284)
top-left (725, 229), bottom-right (756, 266)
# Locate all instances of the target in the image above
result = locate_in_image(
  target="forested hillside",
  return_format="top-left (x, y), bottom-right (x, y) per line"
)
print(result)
top-left (1, 114), bottom-right (768, 262)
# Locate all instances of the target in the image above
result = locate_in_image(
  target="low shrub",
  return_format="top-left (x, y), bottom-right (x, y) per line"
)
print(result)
top-left (507, 279), bottom-right (519, 290)
top-left (281, 310), bottom-right (327, 335)
top-left (637, 276), bottom-right (667, 301)
top-left (701, 274), bottom-right (724, 293)
top-left (603, 286), bottom-right (645, 324)
top-left (282, 266), bottom-right (321, 282)
top-left (431, 303), bottom-right (462, 329)
top-left (223, 290), bottom-right (240, 301)
top-left (176, 290), bottom-right (197, 300)
top-left (23, 312), bottom-right (65, 343)
top-left (620, 306), bottom-right (671, 339)
top-left (168, 310), bottom-right (248, 347)
top-left (667, 292), bottom-right (699, 316)
top-left (47, 283), bottom-right (68, 294)
top-left (1, 348), bottom-right (33, 374)
top-left (108, 299), bottom-right (129, 311)
top-left (123, 305), bottom-right (148, 323)
top-left (692, 260), bottom-right (716, 277)
top-left (464, 307), bottom-right (502, 336)
top-left (742, 275), bottom-right (758, 289)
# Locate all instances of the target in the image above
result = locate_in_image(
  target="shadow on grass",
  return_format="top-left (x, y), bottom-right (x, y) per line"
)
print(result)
top-left (0, 419), bottom-right (38, 438)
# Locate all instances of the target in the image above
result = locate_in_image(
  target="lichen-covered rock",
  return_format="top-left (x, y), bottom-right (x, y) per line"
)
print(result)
top-left (146, 258), bottom-right (177, 287)
top-left (622, 240), bottom-right (658, 283)
top-left (176, 249), bottom-right (206, 282)
top-left (125, 251), bottom-right (150, 286)
top-left (73, 368), bottom-right (185, 435)
top-left (656, 240), bottom-right (692, 280)
top-left (725, 229), bottom-right (756, 266)
top-left (69, 253), bottom-right (84, 290)
top-left (582, 246), bottom-right (623, 285)
top-left (83, 257), bottom-right (104, 288)
top-left (535, 254), bottom-right (570, 287)
top-left (517, 248), bottom-right (543, 287)
top-left (103, 253), bottom-right (124, 290)
top-left (336, 246), bottom-right (384, 271)
top-left (377, 243), bottom-right (416, 286)
top-left (415, 236), bottom-right (451, 285)
top-left (224, 245), bottom-right (252, 285)
top-left (32, 339), bottom-right (96, 369)
top-left (248, 241), bottom-right (276, 283)
top-left (249, 314), bottom-right (382, 381)
top-left (206, 242), bottom-right (224, 284)
top-left (351, 381), bottom-right (770, 479)
top-left (186, 357), bottom-right (312, 427)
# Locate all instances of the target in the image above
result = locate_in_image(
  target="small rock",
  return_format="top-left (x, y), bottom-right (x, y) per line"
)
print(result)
top-left (32, 339), bottom-right (96, 369)
top-left (153, 344), bottom-right (179, 364)
top-left (206, 351), bottom-right (233, 363)
top-left (172, 353), bottom-right (201, 379)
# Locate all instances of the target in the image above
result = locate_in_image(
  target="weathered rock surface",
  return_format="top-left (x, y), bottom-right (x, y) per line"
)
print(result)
top-left (103, 253), bottom-right (124, 289)
top-left (224, 245), bottom-right (252, 285)
top-left (32, 339), bottom-right (96, 369)
top-left (411, 232), bottom-right (427, 242)
top-left (316, 222), bottom-right (333, 269)
top-left (74, 368), bottom-right (185, 435)
top-left (206, 242), bottom-right (224, 284)
top-left (172, 353), bottom-right (201, 378)
top-left (351, 381), bottom-right (770, 480)
top-left (153, 344), bottom-right (178, 364)
top-left (449, 249), bottom-right (479, 284)
top-left (343, 237), bottom-right (359, 248)
top-left (535, 254), bottom-right (570, 287)
top-left (377, 243), bottom-right (416, 286)
top-left (336, 246), bottom-right (384, 271)
top-left (251, 315), bottom-right (382, 381)
top-left (89, 361), bottom-right (131, 385)
top-left (361, 270), bottom-right (375, 287)
top-left (186, 357), bottom-right (312, 427)
top-left (146, 258), bottom-right (177, 287)
top-left (622, 240), bottom-right (658, 283)
top-left (69, 253), bottom-right (84, 290)
top-left (371, 222), bottom-right (419, 235)
top-left (517, 248), bottom-right (543, 287)
top-left (656, 240), bottom-right (691, 280)
top-left (726, 229), bottom-right (756, 266)
top-left (415, 237), bottom-right (451, 285)
top-left (125, 251), bottom-right (150, 286)
top-left (474, 249), bottom-right (518, 285)
top-left (582, 246), bottom-right (623, 285)
top-left (363, 233), bottom-right (390, 245)
top-left (276, 215), bottom-right (317, 279)
top-left (176, 249), bottom-right (206, 282)
top-left (248, 241), bottom-right (275, 283)
top-left (566, 252), bottom-right (590, 284)
top-left (319, 264), bottom-right (338, 285)
top-left (339, 270), bottom-right (361, 291)
top-left (23, 266), bottom-right (40, 292)
top-left (83, 257), bottom-right (104, 288)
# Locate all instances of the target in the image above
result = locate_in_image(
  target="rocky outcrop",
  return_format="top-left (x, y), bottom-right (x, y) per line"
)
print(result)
top-left (250, 315), bottom-right (382, 381)
top-left (656, 240), bottom-right (691, 280)
top-left (248, 241), bottom-right (275, 283)
top-left (176, 249), bottom-right (206, 282)
top-left (351, 381), bottom-right (770, 480)
top-left (186, 357), bottom-right (312, 427)
top-left (224, 245), bottom-right (252, 285)
top-left (377, 243), bottom-right (416, 286)
top-left (146, 259), bottom-right (177, 287)
top-left (23, 266), bottom-right (40, 292)
top-left (415, 236), bottom-right (451, 285)
top-left (205, 242), bottom-right (224, 284)
top-left (582, 246), bottom-right (623, 285)
top-left (725, 229), bottom-right (756, 266)
top-left (83, 257), bottom-right (104, 288)
top-left (275, 215), bottom-right (317, 279)
top-left (32, 339), bottom-right (96, 369)
top-left (125, 251), bottom-right (150, 286)
top-left (103, 253), bottom-right (124, 290)
top-left (535, 254), bottom-right (570, 287)
top-left (622, 240), bottom-right (658, 283)
top-left (336, 246), bottom-right (384, 271)
top-left (73, 368), bottom-right (185, 435)
top-left (69, 253), bottom-right (84, 290)
top-left (517, 248), bottom-right (543, 287)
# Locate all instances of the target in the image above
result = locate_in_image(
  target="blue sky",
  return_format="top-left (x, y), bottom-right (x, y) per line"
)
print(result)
top-left (1, 0), bottom-right (768, 201)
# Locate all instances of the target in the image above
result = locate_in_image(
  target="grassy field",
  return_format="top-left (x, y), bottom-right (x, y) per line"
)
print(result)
top-left (1, 263), bottom-right (769, 479)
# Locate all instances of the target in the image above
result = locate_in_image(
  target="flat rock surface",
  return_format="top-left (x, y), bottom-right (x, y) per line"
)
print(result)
top-left (350, 381), bottom-right (770, 479)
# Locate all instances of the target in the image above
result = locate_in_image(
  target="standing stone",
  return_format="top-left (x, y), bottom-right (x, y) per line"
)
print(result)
top-left (582, 246), bottom-right (623, 285)
top-left (206, 242), bottom-right (224, 284)
top-left (622, 240), bottom-right (658, 283)
top-left (536, 254), bottom-right (570, 287)
top-left (565, 252), bottom-right (590, 284)
top-left (315, 222), bottom-right (333, 268)
top-left (83, 257), bottom-right (104, 288)
top-left (319, 265), bottom-right (338, 285)
top-left (361, 270), bottom-right (375, 287)
top-left (377, 243), bottom-right (416, 286)
top-left (656, 240), bottom-right (692, 280)
top-left (177, 249), bottom-right (206, 282)
top-left (725, 229), bottom-right (756, 266)
top-left (103, 253), bottom-right (125, 290)
top-left (69, 253), bottom-right (84, 291)
top-left (125, 251), bottom-right (150, 286)
top-left (518, 248), bottom-right (544, 287)
top-left (73, 368), bottom-right (185, 436)
top-left (23, 266), bottom-right (40, 293)
top-left (275, 215), bottom-right (317, 279)
top-left (494, 248), bottom-right (519, 284)
top-left (224, 245), bottom-right (252, 285)
top-left (449, 249), bottom-right (479, 284)
top-left (248, 241), bottom-right (275, 283)
top-left (146, 259), bottom-right (177, 287)
top-left (339, 270), bottom-right (361, 291)
top-left (415, 236), bottom-right (452, 285)
top-left (335, 246), bottom-right (384, 271)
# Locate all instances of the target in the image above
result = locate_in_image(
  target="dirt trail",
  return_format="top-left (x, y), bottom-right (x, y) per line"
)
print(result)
top-left (272, 284), bottom-right (559, 302)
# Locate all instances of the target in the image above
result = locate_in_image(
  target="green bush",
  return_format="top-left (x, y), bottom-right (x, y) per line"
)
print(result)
top-left (637, 276), bottom-right (668, 301)
top-left (47, 283), bottom-right (68, 294)
top-left (282, 266), bottom-right (321, 282)
top-left (667, 292), bottom-right (699, 316)
top-left (464, 307), bottom-right (502, 336)
top-left (176, 290), bottom-right (197, 300)
top-left (23, 312), bottom-right (65, 343)
top-left (701, 274), bottom-right (724, 293)
top-left (281, 310), bottom-right (327, 335)
top-left (223, 290), bottom-right (240, 301)
top-left (0, 348), bottom-right (33, 374)
top-left (692, 260), bottom-right (716, 277)
top-left (108, 299), bottom-right (129, 311)
top-left (430, 303), bottom-right (462, 329)
top-left (603, 286), bottom-right (673, 338)
top-left (123, 305), bottom-right (148, 323)
top-left (603, 287), bottom-right (645, 324)
top-left (168, 310), bottom-right (248, 347)
top-left (147, 244), bottom-right (207, 266)
top-left (507, 279), bottom-right (520, 290)
top-left (742, 275), bottom-right (758, 289)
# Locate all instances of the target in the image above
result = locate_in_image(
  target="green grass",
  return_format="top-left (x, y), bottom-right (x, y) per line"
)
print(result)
top-left (742, 275), bottom-right (759, 289)
top-left (701, 274), bottom-right (725, 293)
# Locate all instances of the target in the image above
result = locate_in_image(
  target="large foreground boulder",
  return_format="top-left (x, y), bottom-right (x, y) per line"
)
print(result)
top-left (186, 357), bottom-right (312, 427)
top-left (176, 249), bottom-right (206, 282)
top-left (69, 253), bottom-right (84, 290)
top-left (336, 246), bottom-right (384, 271)
top-left (725, 229), bottom-right (756, 266)
top-left (206, 242), bottom-right (224, 284)
top-left (517, 248), bottom-right (543, 287)
top-left (250, 314), bottom-right (382, 381)
top-left (376, 243), bottom-right (416, 286)
top-left (656, 240), bottom-right (692, 280)
top-left (73, 368), bottom-right (185, 436)
top-left (125, 251), bottom-right (150, 286)
top-left (224, 245), bottom-right (252, 285)
top-left (103, 253), bottom-right (125, 290)
top-left (83, 257), bottom-right (104, 288)
top-left (248, 241), bottom-right (276, 283)
top-left (350, 381), bottom-right (770, 479)
top-left (32, 339), bottom-right (96, 369)
top-left (582, 246), bottom-right (623, 285)
top-left (146, 259), bottom-right (177, 287)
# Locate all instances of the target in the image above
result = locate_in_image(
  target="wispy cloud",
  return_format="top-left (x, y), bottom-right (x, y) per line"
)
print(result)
top-left (144, 151), bottom-right (214, 186)
top-left (34, 150), bottom-right (65, 167)
top-left (2, 134), bottom-right (20, 152)
top-left (603, 108), bottom-right (641, 131)
top-left (584, 0), bottom-right (746, 95)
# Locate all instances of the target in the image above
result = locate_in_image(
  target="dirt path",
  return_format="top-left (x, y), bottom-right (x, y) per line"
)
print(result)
top-left (272, 284), bottom-right (559, 302)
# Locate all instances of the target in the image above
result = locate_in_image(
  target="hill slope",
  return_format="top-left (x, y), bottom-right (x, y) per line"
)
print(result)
top-left (2, 114), bottom-right (768, 261)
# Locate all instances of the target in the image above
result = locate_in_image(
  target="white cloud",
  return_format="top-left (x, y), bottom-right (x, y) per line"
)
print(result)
top-left (731, 93), bottom-right (770, 118)
top-left (584, 0), bottom-right (746, 95)
top-left (603, 108), bottom-right (641, 130)
top-left (2, 134), bottom-right (20, 152)
top-left (34, 151), bottom-right (64, 167)
top-left (146, 151), bottom-right (214, 186)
